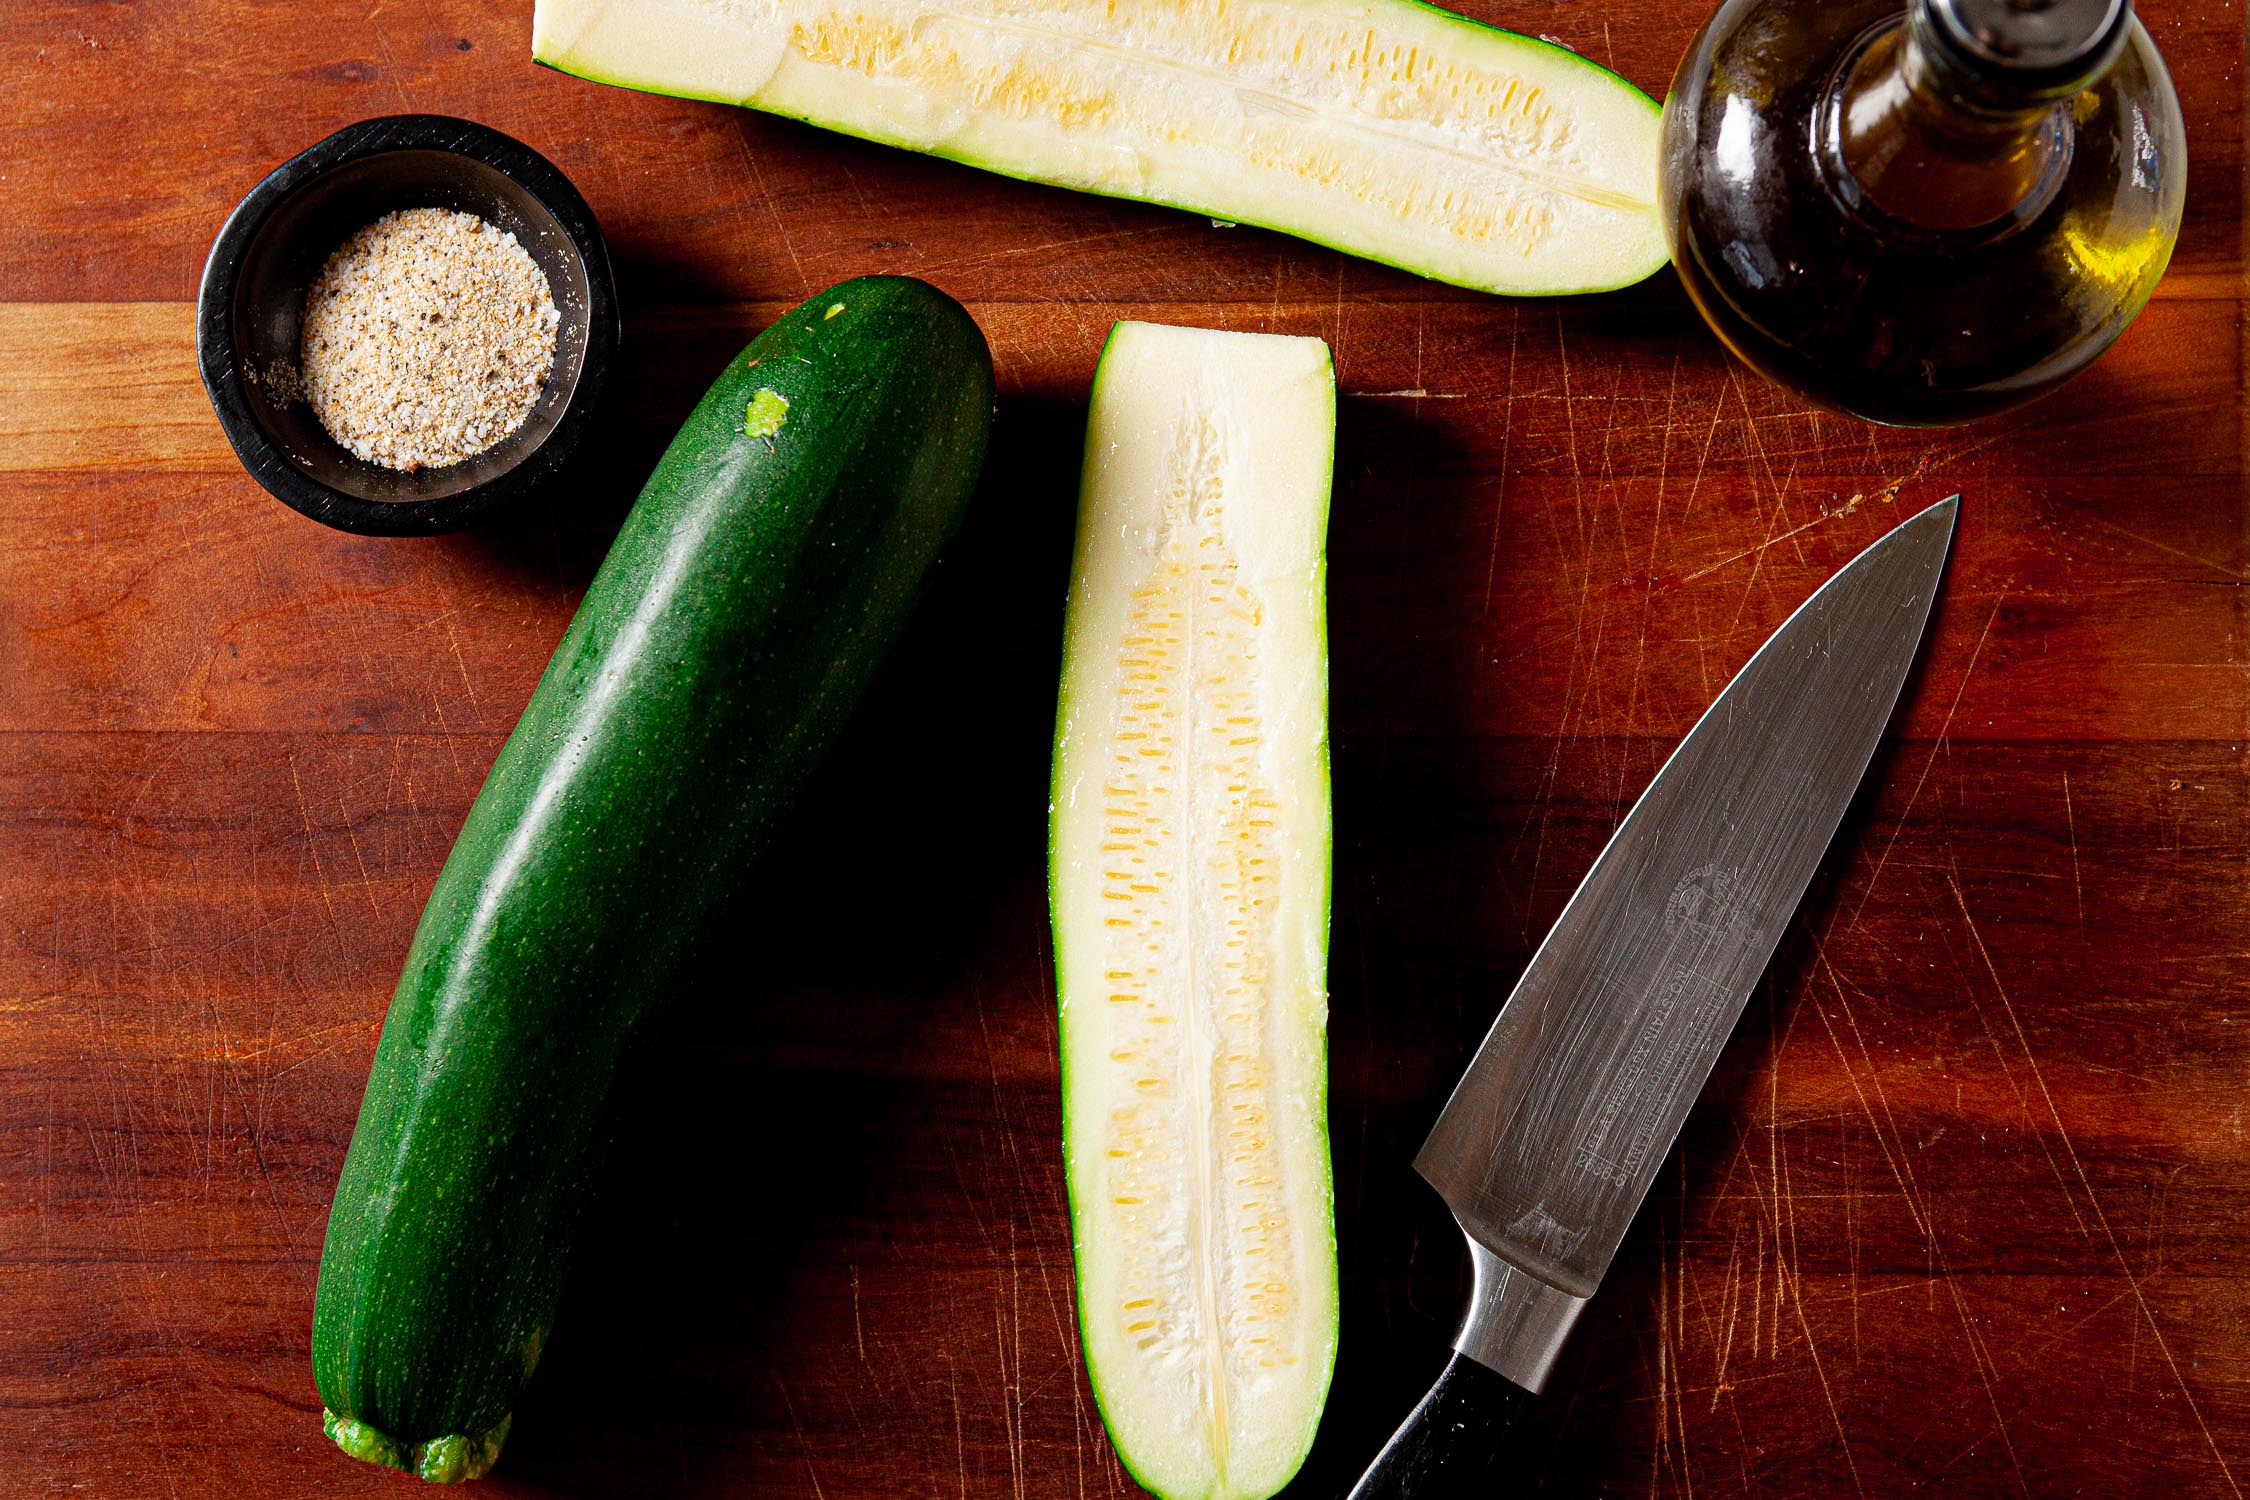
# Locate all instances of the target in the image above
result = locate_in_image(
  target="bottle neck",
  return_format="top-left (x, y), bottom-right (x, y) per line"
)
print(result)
top-left (1823, 7), bottom-right (2074, 238)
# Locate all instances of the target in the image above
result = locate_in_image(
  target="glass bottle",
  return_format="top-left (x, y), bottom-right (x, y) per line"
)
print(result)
top-left (1659, 0), bottom-right (2186, 426)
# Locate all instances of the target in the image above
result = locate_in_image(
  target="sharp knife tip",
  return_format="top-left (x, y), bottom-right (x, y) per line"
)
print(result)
top-left (1884, 494), bottom-right (1960, 569)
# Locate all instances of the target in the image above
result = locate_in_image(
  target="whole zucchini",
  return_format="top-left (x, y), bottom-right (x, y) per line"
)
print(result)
top-left (311, 275), bottom-right (994, 1481)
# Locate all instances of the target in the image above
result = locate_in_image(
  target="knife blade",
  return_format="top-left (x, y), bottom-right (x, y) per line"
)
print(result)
top-left (1348, 495), bottom-right (1957, 1497)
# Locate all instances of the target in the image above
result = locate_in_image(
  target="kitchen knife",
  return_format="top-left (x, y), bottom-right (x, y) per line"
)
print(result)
top-left (1347, 495), bottom-right (1958, 1497)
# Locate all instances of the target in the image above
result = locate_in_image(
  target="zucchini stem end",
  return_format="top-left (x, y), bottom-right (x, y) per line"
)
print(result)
top-left (323, 1407), bottom-right (512, 1483)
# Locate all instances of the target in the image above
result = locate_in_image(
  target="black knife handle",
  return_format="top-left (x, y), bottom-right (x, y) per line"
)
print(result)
top-left (1344, 1352), bottom-right (1532, 1499)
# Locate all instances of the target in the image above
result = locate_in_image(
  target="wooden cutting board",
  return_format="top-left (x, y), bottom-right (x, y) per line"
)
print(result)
top-left (2, 1), bottom-right (2242, 1495)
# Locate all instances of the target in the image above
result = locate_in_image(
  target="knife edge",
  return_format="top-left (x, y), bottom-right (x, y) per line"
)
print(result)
top-left (1415, 496), bottom-right (1958, 1304)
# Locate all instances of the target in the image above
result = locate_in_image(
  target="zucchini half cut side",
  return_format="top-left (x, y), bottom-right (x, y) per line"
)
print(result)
top-left (1051, 322), bottom-right (1337, 1500)
top-left (532, 0), bottom-right (1666, 296)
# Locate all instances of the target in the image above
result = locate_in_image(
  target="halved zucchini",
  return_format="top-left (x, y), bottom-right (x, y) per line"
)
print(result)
top-left (532, 0), bottom-right (1665, 295)
top-left (1051, 322), bottom-right (1336, 1500)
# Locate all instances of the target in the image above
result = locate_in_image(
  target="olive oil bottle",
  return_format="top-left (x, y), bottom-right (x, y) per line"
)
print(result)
top-left (1660, 0), bottom-right (2185, 426)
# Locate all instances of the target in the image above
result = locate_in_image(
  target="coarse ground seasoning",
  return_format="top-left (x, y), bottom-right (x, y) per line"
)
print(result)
top-left (300, 207), bottom-right (561, 472)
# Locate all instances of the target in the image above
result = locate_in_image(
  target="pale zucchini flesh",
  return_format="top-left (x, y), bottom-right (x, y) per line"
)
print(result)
top-left (533, 0), bottom-right (1665, 295)
top-left (1051, 322), bottom-right (1336, 1500)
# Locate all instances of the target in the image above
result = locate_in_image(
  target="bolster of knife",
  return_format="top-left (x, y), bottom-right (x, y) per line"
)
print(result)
top-left (1345, 1232), bottom-right (1591, 1498)
top-left (1453, 1235), bottom-right (1590, 1392)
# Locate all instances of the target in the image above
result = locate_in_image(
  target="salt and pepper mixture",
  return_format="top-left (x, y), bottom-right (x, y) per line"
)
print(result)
top-left (301, 207), bottom-right (560, 473)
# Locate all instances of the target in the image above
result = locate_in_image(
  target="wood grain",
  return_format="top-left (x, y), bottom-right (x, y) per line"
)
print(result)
top-left (0, 0), bottom-right (2242, 1496)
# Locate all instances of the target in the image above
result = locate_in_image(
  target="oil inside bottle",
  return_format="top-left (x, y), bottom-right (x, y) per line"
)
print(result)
top-left (1660, 0), bottom-right (2185, 427)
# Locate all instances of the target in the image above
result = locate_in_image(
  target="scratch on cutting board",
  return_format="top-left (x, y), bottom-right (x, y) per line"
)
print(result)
top-left (2062, 771), bottom-right (2086, 926)
top-left (425, 683), bottom-right (468, 778)
top-left (1709, 1003), bottom-right (1869, 1497)
top-left (852, 1263), bottom-right (867, 1365)
top-left (441, 618), bottom-right (482, 726)
top-left (1478, 306), bottom-right (1520, 631)
top-left (1656, 1223), bottom-right (1692, 1493)
top-left (1941, 1272), bottom-right (2032, 1497)
top-left (1721, 394), bottom-right (1813, 644)
top-left (998, 1221), bottom-right (1027, 1500)
top-left (1674, 370), bottom-right (1730, 524)
top-left (729, 128), bottom-right (811, 297)
top-left (269, 1023), bottom-right (378, 1080)
top-left (216, 1013), bottom-right (366, 1067)
top-left (1665, 1203), bottom-right (1698, 1496)
top-left (1850, 587), bottom-right (2009, 927)
top-left (1643, 347), bottom-right (1684, 581)
top-left (1813, 946), bottom-right (1933, 1240)
top-left (287, 754), bottom-right (344, 942)
top-left (774, 1376), bottom-right (830, 1500)
top-left (1554, 312), bottom-right (1589, 552)
top-left (948, 1360), bottom-right (968, 1500)
top-left (1021, 917), bottom-right (1102, 1498)
top-left (1949, 876), bottom-right (2245, 1497)
top-left (365, 5), bottom-right (414, 112)
top-left (335, 787), bottom-right (381, 924)
top-left (1949, 872), bottom-right (2089, 1233)
top-left (1791, 1266), bottom-right (1867, 1500)
top-left (2083, 514), bottom-right (2250, 580)
top-left (918, 223), bottom-right (1179, 277)
top-left (1674, 495), bottom-right (1864, 589)
top-left (233, 1090), bottom-right (295, 1256)
top-left (1737, 397), bottom-right (1824, 571)
top-left (1710, 1227), bottom-right (1743, 1410)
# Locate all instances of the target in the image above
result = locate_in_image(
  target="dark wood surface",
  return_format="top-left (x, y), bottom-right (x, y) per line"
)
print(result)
top-left (2, 1), bottom-right (2244, 1495)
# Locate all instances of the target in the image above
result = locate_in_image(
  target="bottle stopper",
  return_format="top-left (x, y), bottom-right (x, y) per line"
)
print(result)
top-left (1923, 0), bottom-right (2132, 100)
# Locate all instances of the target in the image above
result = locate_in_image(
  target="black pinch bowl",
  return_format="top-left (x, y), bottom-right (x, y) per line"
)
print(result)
top-left (197, 115), bottom-right (619, 535)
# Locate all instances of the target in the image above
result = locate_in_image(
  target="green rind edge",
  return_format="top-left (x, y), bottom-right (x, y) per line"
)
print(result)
top-left (532, 9), bottom-right (1666, 298)
top-left (1047, 324), bottom-right (1342, 1500)
top-left (323, 1408), bottom-right (512, 1484)
top-left (1049, 321), bottom-right (1139, 1499)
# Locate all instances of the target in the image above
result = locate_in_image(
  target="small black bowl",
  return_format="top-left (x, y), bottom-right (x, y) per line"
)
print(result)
top-left (197, 115), bottom-right (619, 535)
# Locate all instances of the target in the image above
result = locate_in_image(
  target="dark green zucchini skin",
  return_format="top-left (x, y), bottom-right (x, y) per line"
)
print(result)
top-left (310, 276), bottom-right (993, 1480)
